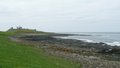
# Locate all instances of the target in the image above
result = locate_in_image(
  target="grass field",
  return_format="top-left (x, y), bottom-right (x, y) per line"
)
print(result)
top-left (0, 32), bottom-right (80, 68)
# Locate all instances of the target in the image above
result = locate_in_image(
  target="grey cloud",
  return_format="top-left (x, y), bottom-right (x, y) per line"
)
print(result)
top-left (0, 0), bottom-right (120, 32)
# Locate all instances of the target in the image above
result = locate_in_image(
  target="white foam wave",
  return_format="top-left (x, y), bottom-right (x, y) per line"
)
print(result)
top-left (80, 39), bottom-right (120, 46)
top-left (78, 39), bottom-right (95, 43)
top-left (105, 42), bottom-right (120, 46)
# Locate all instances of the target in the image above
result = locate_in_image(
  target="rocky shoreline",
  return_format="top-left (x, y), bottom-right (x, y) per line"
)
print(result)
top-left (11, 34), bottom-right (120, 68)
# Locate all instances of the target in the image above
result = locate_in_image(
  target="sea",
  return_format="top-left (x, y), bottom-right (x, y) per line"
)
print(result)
top-left (57, 32), bottom-right (120, 46)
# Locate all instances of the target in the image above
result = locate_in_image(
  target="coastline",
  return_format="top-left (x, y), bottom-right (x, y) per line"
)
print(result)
top-left (10, 33), bottom-right (120, 68)
top-left (54, 33), bottom-right (120, 46)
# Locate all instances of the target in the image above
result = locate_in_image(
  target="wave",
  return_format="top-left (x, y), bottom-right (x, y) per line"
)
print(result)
top-left (105, 42), bottom-right (120, 46)
top-left (78, 39), bottom-right (96, 43)
top-left (80, 39), bottom-right (120, 46)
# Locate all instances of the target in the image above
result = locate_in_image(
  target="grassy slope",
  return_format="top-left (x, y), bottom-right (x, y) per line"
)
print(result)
top-left (0, 32), bottom-right (80, 68)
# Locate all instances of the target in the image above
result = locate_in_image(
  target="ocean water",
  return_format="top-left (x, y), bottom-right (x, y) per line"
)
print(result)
top-left (58, 32), bottom-right (120, 46)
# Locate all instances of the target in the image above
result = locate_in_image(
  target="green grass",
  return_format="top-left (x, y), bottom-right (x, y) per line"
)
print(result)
top-left (0, 32), bottom-right (80, 68)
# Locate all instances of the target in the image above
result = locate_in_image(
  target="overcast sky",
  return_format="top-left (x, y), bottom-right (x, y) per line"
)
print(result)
top-left (0, 0), bottom-right (120, 32)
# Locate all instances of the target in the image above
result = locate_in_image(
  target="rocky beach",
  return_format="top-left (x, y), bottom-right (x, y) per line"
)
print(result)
top-left (10, 33), bottom-right (120, 68)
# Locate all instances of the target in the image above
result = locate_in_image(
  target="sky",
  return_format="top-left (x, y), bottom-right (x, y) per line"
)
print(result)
top-left (0, 0), bottom-right (120, 32)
